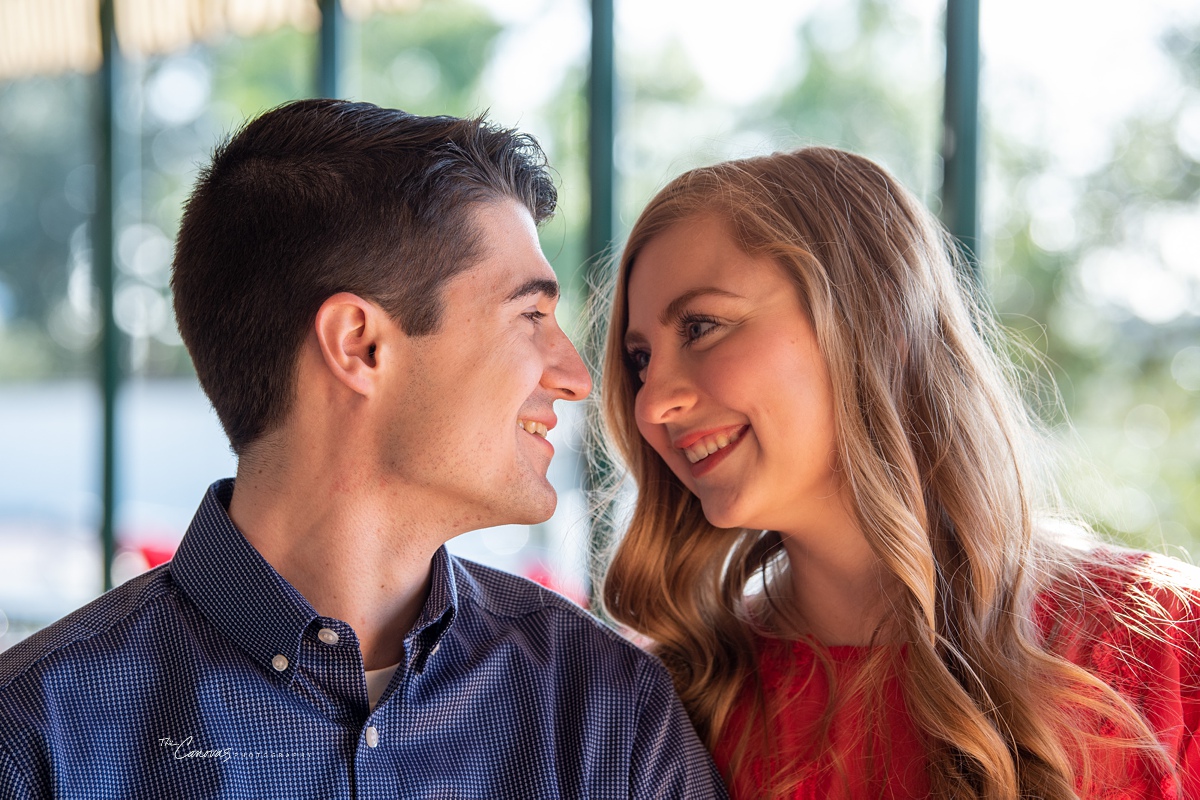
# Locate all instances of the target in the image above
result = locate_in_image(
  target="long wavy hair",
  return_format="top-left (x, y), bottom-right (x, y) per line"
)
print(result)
top-left (598, 147), bottom-right (1171, 798)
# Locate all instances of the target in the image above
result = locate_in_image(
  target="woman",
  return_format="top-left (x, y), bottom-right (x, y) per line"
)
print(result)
top-left (598, 147), bottom-right (1200, 798)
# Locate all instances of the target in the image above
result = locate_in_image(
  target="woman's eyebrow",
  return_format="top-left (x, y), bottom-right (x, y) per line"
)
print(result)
top-left (659, 287), bottom-right (742, 325)
top-left (624, 287), bottom-right (743, 349)
top-left (505, 277), bottom-right (560, 303)
top-left (623, 329), bottom-right (648, 351)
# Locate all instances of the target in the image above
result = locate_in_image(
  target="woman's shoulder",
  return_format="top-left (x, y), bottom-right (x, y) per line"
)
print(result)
top-left (1036, 546), bottom-right (1200, 698)
top-left (1038, 546), bottom-right (1200, 623)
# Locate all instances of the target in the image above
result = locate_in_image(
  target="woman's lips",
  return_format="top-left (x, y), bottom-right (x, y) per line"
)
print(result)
top-left (687, 425), bottom-right (750, 478)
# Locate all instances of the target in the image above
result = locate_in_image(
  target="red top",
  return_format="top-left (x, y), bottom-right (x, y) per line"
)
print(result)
top-left (714, 553), bottom-right (1200, 798)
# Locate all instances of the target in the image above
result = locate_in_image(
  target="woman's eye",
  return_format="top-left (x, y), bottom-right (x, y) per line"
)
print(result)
top-left (682, 318), bottom-right (718, 343)
top-left (627, 349), bottom-right (650, 374)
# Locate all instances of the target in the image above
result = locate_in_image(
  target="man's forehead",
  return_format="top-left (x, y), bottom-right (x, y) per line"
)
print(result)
top-left (443, 254), bottom-right (559, 306)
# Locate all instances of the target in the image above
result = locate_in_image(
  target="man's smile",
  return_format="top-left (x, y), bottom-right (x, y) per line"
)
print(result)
top-left (517, 419), bottom-right (550, 438)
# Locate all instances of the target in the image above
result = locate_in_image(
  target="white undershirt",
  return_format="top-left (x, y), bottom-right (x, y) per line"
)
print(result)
top-left (364, 663), bottom-right (400, 710)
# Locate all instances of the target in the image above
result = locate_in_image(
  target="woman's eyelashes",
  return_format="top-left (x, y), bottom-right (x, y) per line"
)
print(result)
top-left (626, 347), bottom-right (650, 376)
top-left (678, 314), bottom-right (720, 345)
top-left (625, 313), bottom-right (724, 383)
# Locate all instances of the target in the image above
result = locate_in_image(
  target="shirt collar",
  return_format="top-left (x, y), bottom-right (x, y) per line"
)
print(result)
top-left (410, 545), bottom-right (458, 671)
top-left (171, 479), bottom-right (317, 685)
top-left (416, 545), bottom-right (458, 635)
top-left (171, 478), bottom-right (460, 682)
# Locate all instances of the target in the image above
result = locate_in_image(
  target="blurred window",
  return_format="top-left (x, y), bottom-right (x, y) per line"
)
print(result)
top-left (616, 0), bottom-right (944, 223)
top-left (2, 0), bottom-right (1198, 647)
top-left (0, 73), bottom-right (101, 644)
top-left (981, 0), bottom-right (1200, 551)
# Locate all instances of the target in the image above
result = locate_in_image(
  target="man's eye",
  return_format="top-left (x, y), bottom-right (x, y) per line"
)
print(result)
top-left (524, 310), bottom-right (547, 322)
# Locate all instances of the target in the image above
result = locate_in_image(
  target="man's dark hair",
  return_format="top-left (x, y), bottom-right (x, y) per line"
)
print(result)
top-left (171, 99), bottom-right (557, 456)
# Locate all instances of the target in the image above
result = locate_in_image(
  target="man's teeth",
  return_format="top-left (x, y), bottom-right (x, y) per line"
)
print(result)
top-left (684, 428), bottom-right (743, 464)
top-left (518, 419), bottom-right (549, 438)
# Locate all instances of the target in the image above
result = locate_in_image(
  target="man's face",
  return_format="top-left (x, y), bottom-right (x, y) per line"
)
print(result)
top-left (378, 198), bottom-right (591, 529)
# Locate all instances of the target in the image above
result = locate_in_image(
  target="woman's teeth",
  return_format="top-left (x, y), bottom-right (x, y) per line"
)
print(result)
top-left (684, 427), bottom-right (743, 464)
top-left (518, 419), bottom-right (549, 438)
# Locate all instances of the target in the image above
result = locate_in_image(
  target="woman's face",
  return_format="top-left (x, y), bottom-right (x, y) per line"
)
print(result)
top-left (623, 214), bottom-right (851, 536)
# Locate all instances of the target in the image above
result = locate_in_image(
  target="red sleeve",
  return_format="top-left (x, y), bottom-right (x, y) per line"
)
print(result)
top-left (1155, 585), bottom-right (1200, 798)
top-left (1048, 553), bottom-right (1200, 799)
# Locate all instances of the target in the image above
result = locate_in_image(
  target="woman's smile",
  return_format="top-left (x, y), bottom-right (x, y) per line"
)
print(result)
top-left (683, 424), bottom-right (750, 478)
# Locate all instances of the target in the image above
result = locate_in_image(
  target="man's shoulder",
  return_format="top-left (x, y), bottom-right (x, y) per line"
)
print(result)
top-left (449, 555), bottom-right (650, 661)
top-left (447, 559), bottom-right (729, 799)
top-left (0, 564), bottom-right (177, 691)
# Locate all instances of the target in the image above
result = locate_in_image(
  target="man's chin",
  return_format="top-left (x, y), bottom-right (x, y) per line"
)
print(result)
top-left (510, 487), bottom-right (557, 526)
top-left (511, 491), bottom-right (556, 527)
top-left (467, 479), bottom-right (557, 529)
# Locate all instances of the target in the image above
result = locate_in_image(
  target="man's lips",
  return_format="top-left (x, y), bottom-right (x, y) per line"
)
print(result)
top-left (517, 414), bottom-right (557, 438)
top-left (518, 415), bottom-right (556, 455)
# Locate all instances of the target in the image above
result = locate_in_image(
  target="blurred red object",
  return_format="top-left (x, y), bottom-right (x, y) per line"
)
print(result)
top-left (524, 563), bottom-right (588, 609)
top-left (137, 543), bottom-right (176, 568)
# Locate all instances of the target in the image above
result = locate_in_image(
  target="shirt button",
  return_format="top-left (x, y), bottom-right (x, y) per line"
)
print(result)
top-left (317, 627), bottom-right (339, 646)
top-left (271, 654), bottom-right (289, 672)
top-left (365, 726), bottom-right (379, 748)
top-left (429, 642), bottom-right (440, 657)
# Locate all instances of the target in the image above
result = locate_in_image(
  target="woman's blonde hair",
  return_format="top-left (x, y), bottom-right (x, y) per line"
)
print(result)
top-left (598, 147), bottom-right (1171, 798)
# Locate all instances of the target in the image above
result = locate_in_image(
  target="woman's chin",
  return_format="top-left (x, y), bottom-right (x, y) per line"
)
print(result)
top-left (698, 497), bottom-right (747, 531)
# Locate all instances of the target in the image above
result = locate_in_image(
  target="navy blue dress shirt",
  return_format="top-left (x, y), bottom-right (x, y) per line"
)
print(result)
top-left (0, 479), bottom-right (726, 799)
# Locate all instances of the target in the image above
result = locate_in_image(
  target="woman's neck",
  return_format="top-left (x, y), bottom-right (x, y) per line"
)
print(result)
top-left (776, 516), bottom-right (897, 646)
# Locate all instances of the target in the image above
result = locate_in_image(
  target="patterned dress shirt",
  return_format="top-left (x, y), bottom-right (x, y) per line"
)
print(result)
top-left (0, 479), bottom-right (726, 799)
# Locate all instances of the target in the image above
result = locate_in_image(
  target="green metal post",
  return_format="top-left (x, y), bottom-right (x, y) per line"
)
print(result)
top-left (97, 0), bottom-right (120, 591)
top-left (587, 0), bottom-right (615, 267)
top-left (941, 0), bottom-right (981, 280)
top-left (584, 0), bottom-right (616, 607)
top-left (318, 0), bottom-right (345, 98)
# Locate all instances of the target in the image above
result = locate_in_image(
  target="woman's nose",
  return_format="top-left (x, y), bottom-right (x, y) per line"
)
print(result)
top-left (634, 356), bottom-right (695, 426)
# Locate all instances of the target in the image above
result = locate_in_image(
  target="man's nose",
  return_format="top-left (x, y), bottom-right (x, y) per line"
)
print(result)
top-left (544, 325), bottom-right (592, 401)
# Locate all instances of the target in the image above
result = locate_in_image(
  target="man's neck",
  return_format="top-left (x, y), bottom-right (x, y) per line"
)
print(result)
top-left (228, 463), bottom-right (443, 670)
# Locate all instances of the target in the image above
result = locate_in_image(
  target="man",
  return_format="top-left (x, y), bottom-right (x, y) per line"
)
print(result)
top-left (0, 100), bottom-right (725, 799)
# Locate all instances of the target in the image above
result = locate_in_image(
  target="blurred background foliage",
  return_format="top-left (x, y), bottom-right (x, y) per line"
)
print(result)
top-left (0, 0), bottom-right (1198, 628)
top-left (983, 14), bottom-right (1200, 550)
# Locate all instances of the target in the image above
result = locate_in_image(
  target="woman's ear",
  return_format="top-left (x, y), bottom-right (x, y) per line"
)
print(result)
top-left (313, 292), bottom-right (384, 396)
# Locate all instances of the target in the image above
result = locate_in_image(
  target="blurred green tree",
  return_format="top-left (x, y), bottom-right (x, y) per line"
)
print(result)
top-left (1, 0), bottom-right (1196, 554)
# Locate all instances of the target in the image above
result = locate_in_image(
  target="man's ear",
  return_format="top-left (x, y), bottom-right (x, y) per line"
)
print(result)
top-left (313, 292), bottom-right (389, 396)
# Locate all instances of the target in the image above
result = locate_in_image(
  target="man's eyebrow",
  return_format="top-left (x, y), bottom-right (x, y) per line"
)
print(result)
top-left (659, 287), bottom-right (742, 325)
top-left (505, 278), bottom-right (560, 303)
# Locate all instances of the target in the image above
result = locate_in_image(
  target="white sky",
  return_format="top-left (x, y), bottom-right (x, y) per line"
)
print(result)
top-left (474, 0), bottom-right (1197, 143)
top-left (478, 0), bottom-right (1200, 324)
top-left (983, 0), bottom-right (1194, 174)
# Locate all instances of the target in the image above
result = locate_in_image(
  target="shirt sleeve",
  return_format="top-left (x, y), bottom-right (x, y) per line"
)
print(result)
top-left (629, 658), bottom-right (729, 800)
top-left (0, 741), bottom-right (36, 800)
top-left (1076, 569), bottom-right (1200, 799)
top-left (1163, 588), bottom-right (1200, 799)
